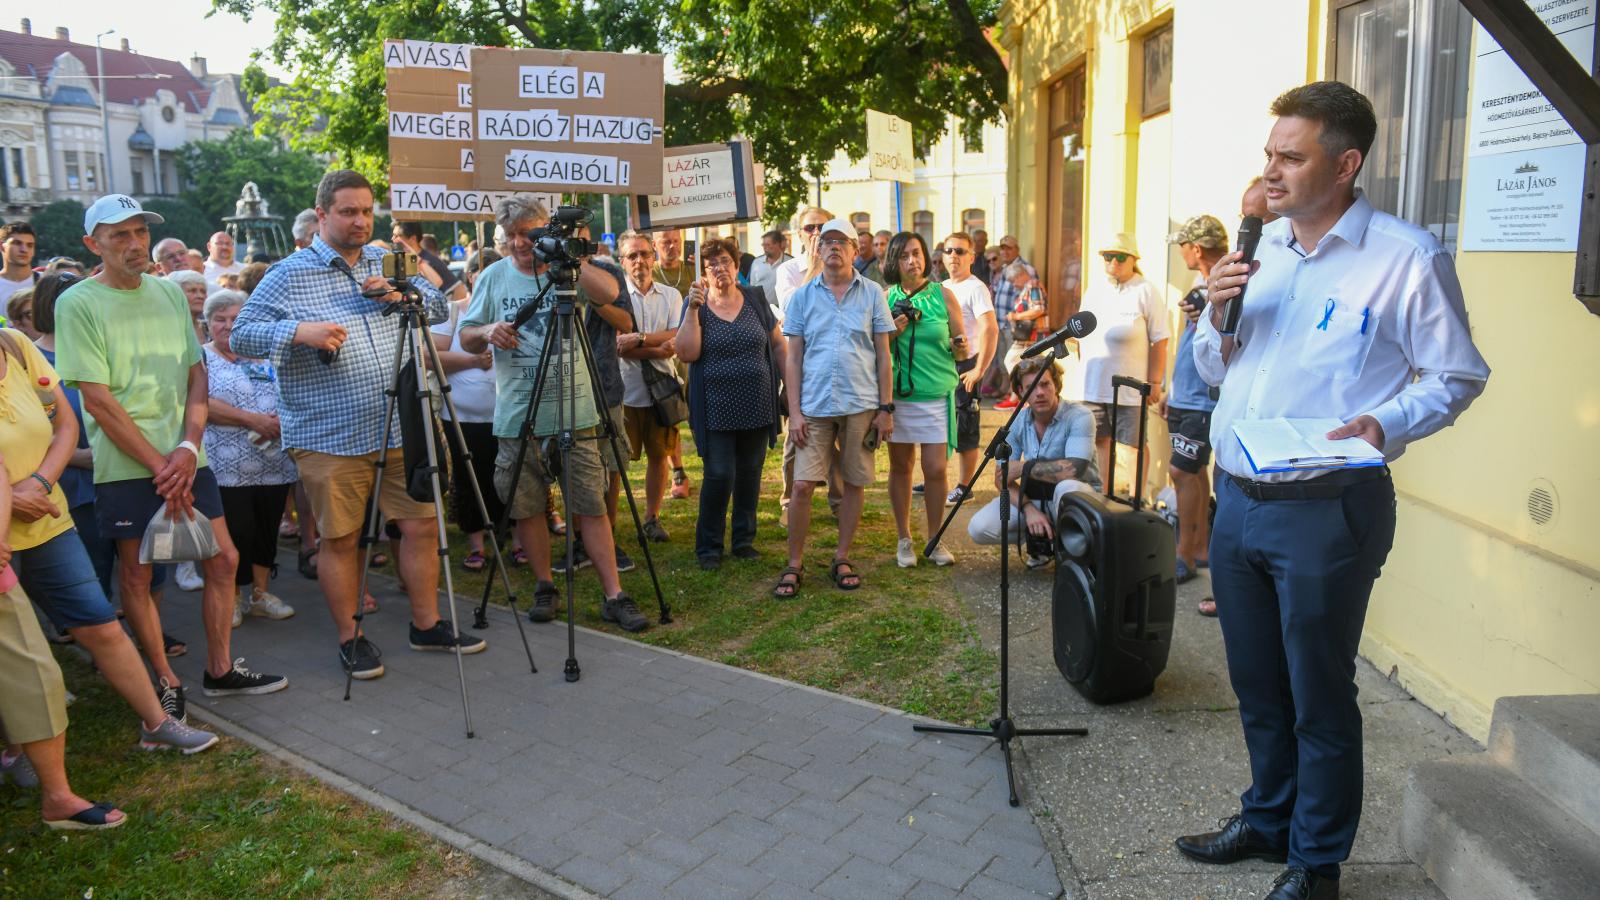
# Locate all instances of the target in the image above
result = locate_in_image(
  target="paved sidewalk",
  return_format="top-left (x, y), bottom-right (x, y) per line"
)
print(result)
top-left (163, 557), bottom-right (1063, 899)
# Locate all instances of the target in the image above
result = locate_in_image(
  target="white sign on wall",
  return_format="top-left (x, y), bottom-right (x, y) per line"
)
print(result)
top-left (1460, 0), bottom-right (1594, 252)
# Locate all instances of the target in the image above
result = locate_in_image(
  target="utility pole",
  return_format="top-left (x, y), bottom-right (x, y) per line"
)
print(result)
top-left (95, 30), bottom-right (116, 194)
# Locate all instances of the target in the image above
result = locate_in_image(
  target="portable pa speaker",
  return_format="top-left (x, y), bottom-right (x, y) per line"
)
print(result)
top-left (1050, 489), bottom-right (1176, 704)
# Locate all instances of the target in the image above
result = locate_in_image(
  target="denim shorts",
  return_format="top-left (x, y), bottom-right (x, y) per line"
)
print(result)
top-left (95, 467), bottom-right (225, 541)
top-left (13, 530), bottom-right (119, 631)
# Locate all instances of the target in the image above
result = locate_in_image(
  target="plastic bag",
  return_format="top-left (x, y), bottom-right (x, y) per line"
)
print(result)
top-left (138, 507), bottom-right (222, 564)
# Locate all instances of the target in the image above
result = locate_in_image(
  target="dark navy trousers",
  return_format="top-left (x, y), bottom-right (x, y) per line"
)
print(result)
top-left (1210, 473), bottom-right (1396, 879)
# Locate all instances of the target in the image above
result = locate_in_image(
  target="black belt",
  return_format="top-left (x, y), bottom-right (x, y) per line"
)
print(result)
top-left (1228, 467), bottom-right (1390, 501)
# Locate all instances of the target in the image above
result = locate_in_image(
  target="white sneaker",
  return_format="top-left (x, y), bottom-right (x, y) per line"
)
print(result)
top-left (175, 562), bottom-right (204, 592)
top-left (945, 487), bottom-right (965, 504)
top-left (231, 586), bottom-right (247, 628)
top-left (896, 537), bottom-right (918, 568)
top-left (248, 589), bottom-right (295, 620)
top-left (929, 545), bottom-right (956, 566)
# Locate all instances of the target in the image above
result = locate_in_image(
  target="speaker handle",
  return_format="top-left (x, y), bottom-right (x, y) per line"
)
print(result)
top-left (1107, 376), bottom-right (1152, 508)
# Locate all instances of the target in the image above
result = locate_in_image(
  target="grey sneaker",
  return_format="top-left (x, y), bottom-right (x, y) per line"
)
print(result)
top-left (0, 750), bottom-right (39, 788)
top-left (157, 677), bottom-right (187, 723)
top-left (601, 592), bottom-right (649, 632)
top-left (232, 585), bottom-right (248, 628)
top-left (642, 518), bottom-right (670, 543)
top-left (248, 589), bottom-right (295, 620)
top-left (140, 716), bottom-right (220, 754)
top-left (529, 582), bottom-right (558, 623)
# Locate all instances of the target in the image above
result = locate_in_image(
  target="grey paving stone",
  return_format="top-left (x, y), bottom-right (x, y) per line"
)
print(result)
top-left (982, 851), bottom-right (1065, 895)
top-left (764, 794), bottom-right (863, 844)
top-left (748, 833), bottom-right (851, 890)
top-left (691, 814), bottom-right (785, 866)
top-left (963, 872), bottom-right (1059, 898)
top-left (554, 853), bottom-right (632, 896)
top-left (814, 854), bottom-right (919, 899)
top-left (906, 882), bottom-right (962, 900)
top-left (897, 834), bottom-right (996, 891)
top-left (612, 847), bottom-right (688, 888)
top-left (637, 833), bottom-right (711, 871)
top-left (823, 816), bottom-right (923, 866)
top-left (669, 856), bottom-right (774, 899)
top-left (782, 765), bottom-right (870, 802)
top-left (724, 776), bottom-right (804, 818)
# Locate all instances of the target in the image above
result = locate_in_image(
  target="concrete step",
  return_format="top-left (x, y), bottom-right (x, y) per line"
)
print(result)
top-left (1487, 694), bottom-right (1600, 835)
top-left (1401, 756), bottom-right (1600, 900)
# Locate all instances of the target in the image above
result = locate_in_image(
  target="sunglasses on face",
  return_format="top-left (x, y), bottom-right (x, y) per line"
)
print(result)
top-left (942, 247), bottom-right (969, 257)
top-left (801, 223), bottom-right (824, 234)
top-left (1101, 252), bottom-right (1131, 263)
top-left (622, 251), bottom-right (653, 261)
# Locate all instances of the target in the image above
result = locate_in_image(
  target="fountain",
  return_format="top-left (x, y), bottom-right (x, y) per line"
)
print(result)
top-left (222, 182), bottom-right (290, 262)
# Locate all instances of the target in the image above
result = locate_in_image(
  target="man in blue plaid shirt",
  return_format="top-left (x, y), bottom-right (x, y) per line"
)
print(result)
top-left (232, 170), bottom-right (484, 680)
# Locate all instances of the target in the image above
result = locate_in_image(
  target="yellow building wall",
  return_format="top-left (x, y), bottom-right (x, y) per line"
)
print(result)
top-left (1000, 0), bottom-right (1600, 742)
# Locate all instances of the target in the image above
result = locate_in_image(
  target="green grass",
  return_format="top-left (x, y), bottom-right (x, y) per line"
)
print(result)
top-left (406, 436), bottom-right (998, 726)
top-left (0, 656), bottom-right (479, 899)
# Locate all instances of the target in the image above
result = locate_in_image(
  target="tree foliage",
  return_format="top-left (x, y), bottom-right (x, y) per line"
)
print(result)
top-left (29, 200), bottom-right (92, 266)
top-left (216, 0), bottom-right (1005, 220)
top-left (175, 129), bottom-right (328, 226)
top-left (142, 198), bottom-right (218, 255)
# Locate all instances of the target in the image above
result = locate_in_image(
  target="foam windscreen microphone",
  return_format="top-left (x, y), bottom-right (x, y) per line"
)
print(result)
top-left (1020, 311), bottom-right (1097, 359)
top-left (1220, 215), bottom-right (1263, 335)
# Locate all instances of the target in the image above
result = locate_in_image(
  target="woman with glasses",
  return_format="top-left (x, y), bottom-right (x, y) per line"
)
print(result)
top-left (883, 232), bottom-right (969, 568)
top-left (1076, 234), bottom-right (1170, 484)
top-left (675, 238), bottom-right (785, 569)
top-left (5, 289), bottom-right (40, 342)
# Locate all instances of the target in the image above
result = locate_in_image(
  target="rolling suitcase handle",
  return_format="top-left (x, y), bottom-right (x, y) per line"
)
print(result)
top-left (1109, 375), bottom-right (1152, 510)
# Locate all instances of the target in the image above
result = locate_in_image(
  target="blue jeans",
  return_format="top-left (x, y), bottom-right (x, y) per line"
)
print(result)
top-left (69, 502), bottom-right (116, 601)
top-left (695, 427), bottom-right (769, 561)
top-left (13, 529), bottom-right (119, 632)
top-left (1210, 474), bottom-right (1396, 879)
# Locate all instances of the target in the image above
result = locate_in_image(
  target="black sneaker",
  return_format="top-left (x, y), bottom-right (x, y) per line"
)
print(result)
top-left (731, 546), bottom-right (761, 561)
top-left (911, 482), bottom-right (926, 495)
top-left (409, 620), bottom-right (487, 655)
top-left (157, 677), bottom-right (187, 723)
top-left (529, 582), bottom-right (558, 623)
top-left (643, 518), bottom-right (670, 543)
top-left (203, 659), bottom-right (290, 696)
top-left (614, 547), bottom-right (636, 573)
top-left (552, 540), bottom-right (591, 573)
top-left (340, 637), bottom-right (385, 680)
top-left (601, 592), bottom-right (649, 632)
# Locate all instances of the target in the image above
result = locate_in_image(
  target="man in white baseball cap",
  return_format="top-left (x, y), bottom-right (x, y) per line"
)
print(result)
top-left (52, 194), bottom-right (288, 717)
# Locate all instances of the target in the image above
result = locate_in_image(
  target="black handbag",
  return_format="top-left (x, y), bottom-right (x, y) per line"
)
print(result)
top-left (640, 359), bottom-right (688, 427)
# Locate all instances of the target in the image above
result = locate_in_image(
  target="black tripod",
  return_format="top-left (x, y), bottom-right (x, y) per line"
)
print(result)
top-left (916, 347), bottom-right (1087, 806)
top-left (344, 281), bottom-right (540, 739)
top-left (470, 255), bottom-right (670, 683)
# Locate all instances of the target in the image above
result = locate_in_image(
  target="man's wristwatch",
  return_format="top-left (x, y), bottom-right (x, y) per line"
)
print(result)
top-left (877, 403), bottom-right (895, 414)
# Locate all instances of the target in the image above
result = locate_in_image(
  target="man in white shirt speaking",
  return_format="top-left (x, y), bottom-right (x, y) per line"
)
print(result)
top-left (1175, 81), bottom-right (1489, 900)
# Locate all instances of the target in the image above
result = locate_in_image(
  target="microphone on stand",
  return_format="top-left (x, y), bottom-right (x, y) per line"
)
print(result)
top-left (1020, 311), bottom-right (1097, 360)
top-left (1220, 215), bottom-right (1263, 335)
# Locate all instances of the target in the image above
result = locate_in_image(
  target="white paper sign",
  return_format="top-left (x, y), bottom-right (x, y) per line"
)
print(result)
top-left (866, 109), bottom-right (915, 184)
top-left (390, 183), bottom-right (515, 215)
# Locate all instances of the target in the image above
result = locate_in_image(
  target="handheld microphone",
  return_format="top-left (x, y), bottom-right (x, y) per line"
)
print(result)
top-left (1220, 215), bottom-right (1263, 335)
top-left (1020, 311), bottom-right (1097, 360)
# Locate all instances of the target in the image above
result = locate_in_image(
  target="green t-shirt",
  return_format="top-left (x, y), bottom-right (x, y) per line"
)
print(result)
top-left (53, 274), bottom-right (206, 483)
top-left (888, 280), bottom-right (959, 403)
top-left (459, 258), bottom-right (598, 439)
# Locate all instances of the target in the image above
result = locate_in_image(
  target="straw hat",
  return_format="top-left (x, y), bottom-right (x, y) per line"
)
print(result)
top-left (1099, 232), bottom-right (1140, 258)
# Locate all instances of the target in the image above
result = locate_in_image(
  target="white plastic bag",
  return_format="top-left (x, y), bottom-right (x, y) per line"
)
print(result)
top-left (138, 507), bottom-right (221, 564)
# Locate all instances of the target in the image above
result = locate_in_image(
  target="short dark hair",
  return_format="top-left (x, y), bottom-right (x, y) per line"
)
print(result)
top-left (30, 271), bottom-right (82, 335)
top-left (316, 169), bottom-right (373, 211)
top-left (0, 222), bottom-right (35, 243)
top-left (395, 220), bottom-right (425, 240)
top-left (1270, 81), bottom-right (1377, 175)
top-left (761, 229), bottom-right (785, 244)
top-left (1010, 356), bottom-right (1064, 398)
top-left (882, 231), bottom-right (933, 286)
top-left (698, 238), bottom-right (740, 272)
top-left (420, 234), bottom-right (440, 253)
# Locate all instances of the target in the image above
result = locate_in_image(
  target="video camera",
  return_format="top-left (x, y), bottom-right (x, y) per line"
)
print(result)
top-left (528, 206), bottom-right (596, 271)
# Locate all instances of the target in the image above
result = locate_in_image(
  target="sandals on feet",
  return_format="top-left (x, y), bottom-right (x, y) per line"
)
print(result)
top-left (772, 567), bottom-right (803, 599)
top-left (546, 509), bottom-right (567, 536)
top-left (511, 549), bottom-right (529, 567)
top-left (1197, 597), bottom-right (1217, 617)
top-left (462, 551), bottom-right (487, 572)
top-left (45, 802), bottom-right (126, 831)
top-left (163, 633), bottom-right (187, 657)
top-left (297, 547), bottom-right (319, 579)
top-left (368, 551), bottom-right (390, 569)
top-left (829, 559), bottom-right (862, 591)
top-left (362, 592), bottom-right (379, 615)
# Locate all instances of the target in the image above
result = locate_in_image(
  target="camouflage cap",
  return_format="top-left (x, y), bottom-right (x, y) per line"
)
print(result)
top-left (1166, 215), bottom-right (1228, 249)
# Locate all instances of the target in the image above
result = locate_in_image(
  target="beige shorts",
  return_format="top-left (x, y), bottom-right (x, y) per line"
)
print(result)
top-left (0, 583), bottom-right (69, 745)
top-left (794, 411), bottom-right (878, 487)
top-left (494, 433), bottom-right (607, 519)
top-left (624, 405), bottom-right (681, 462)
top-left (290, 448), bottom-right (437, 541)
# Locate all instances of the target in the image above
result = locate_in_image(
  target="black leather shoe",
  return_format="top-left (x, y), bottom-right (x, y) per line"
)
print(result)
top-left (1265, 866), bottom-right (1337, 899)
top-left (1174, 814), bottom-right (1288, 864)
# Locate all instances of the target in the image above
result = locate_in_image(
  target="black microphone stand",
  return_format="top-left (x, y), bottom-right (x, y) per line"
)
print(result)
top-left (917, 345), bottom-right (1087, 807)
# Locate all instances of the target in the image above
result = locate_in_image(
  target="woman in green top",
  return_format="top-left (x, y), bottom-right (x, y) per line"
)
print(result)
top-left (884, 231), bottom-right (970, 568)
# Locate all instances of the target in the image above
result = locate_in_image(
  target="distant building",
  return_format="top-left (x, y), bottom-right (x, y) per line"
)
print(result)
top-left (0, 18), bottom-right (251, 216)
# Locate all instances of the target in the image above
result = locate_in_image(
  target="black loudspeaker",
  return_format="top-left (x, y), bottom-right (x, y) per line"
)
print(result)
top-left (1050, 489), bottom-right (1176, 704)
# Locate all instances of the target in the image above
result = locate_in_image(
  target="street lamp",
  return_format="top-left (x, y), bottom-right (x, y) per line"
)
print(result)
top-left (95, 29), bottom-right (115, 195)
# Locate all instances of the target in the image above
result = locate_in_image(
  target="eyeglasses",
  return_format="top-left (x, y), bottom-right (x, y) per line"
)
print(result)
top-left (819, 237), bottom-right (852, 249)
top-left (622, 251), bottom-right (653, 261)
top-left (704, 256), bottom-right (736, 270)
top-left (942, 247), bottom-right (969, 257)
top-left (801, 223), bottom-right (824, 234)
top-left (1101, 252), bottom-right (1131, 263)
top-left (13, 309), bottom-right (31, 321)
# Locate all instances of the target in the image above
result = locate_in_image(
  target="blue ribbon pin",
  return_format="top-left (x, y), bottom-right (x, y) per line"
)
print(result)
top-left (1317, 299), bottom-right (1335, 331)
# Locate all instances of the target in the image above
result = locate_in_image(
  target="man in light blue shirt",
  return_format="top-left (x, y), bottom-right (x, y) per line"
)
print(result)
top-left (233, 170), bottom-right (481, 680)
top-left (775, 219), bottom-right (894, 597)
top-left (1175, 83), bottom-right (1488, 900)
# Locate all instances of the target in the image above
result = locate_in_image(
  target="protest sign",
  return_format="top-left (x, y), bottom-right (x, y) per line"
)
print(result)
top-left (629, 141), bottom-right (762, 231)
top-left (471, 47), bottom-right (665, 195)
top-left (385, 39), bottom-right (517, 221)
top-left (866, 109), bottom-right (915, 184)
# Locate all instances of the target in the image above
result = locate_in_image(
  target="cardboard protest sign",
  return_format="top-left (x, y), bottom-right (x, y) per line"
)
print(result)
top-left (629, 141), bottom-right (762, 231)
top-left (385, 39), bottom-right (520, 221)
top-left (471, 47), bottom-right (665, 195)
top-left (866, 109), bottom-right (915, 184)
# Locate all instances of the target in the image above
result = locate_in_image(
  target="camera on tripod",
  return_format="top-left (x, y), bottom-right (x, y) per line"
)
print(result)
top-left (528, 206), bottom-right (596, 271)
top-left (892, 297), bottom-right (922, 324)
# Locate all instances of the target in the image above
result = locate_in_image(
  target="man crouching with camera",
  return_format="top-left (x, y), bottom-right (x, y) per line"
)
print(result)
top-left (965, 357), bottom-right (1102, 568)
top-left (459, 197), bottom-right (648, 632)
top-left (233, 169), bottom-right (485, 680)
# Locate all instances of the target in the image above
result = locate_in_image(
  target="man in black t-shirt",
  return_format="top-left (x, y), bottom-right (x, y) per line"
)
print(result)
top-left (392, 221), bottom-right (467, 301)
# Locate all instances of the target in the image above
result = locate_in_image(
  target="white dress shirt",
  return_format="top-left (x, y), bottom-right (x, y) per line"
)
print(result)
top-left (749, 252), bottom-right (792, 308)
top-left (1193, 190), bottom-right (1489, 481)
top-left (619, 278), bottom-right (684, 408)
top-left (773, 254), bottom-right (814, 313)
